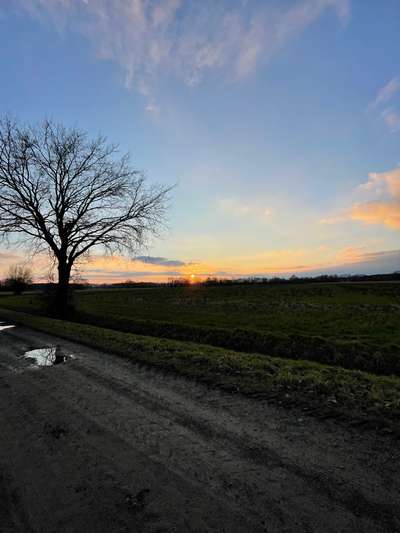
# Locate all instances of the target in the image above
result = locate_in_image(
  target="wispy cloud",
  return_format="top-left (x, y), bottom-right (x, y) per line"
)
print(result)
top-left (353, 248), bottom-right (400, 263)
top-left (368, 76), bottom-right (400, 132)
top-left (14, 0), bottom-right (349, 108)
top-left (371, 77), bottom-right (400, 108)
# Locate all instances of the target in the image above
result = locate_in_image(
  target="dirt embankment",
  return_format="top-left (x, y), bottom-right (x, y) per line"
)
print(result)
top-left (0, 324), bottom-right (399, 532)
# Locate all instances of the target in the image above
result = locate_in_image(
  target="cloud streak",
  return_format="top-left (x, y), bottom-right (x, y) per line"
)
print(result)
top-left (135, 255), bottom-right (191, 267)
top-left (369, 76), bottom-right (400, 132)
top-left (371, 77), bottom-right (400, 108)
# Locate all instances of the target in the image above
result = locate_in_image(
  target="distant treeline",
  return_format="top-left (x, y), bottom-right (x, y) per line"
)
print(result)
top-left (193, 272), bottom-right (400, 286)
top-left (1, 271), bottom-right (399, 292)
top-left (61, 271), bottom-right (400, 288)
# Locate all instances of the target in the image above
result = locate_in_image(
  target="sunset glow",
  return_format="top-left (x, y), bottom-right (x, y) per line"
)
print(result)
top-left (0, 2), bottom-right (399, 282)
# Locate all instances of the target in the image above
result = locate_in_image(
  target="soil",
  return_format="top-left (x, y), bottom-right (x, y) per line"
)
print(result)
top-left (0, 322), bottom-right (399, 532)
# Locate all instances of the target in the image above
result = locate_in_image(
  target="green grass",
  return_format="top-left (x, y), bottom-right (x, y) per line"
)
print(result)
top-left (74, 283), bottom-right (400, 342)
top-left (2, 282), bottom-right (400, 376)
top-left (1, 306), bottom-right (400, 433)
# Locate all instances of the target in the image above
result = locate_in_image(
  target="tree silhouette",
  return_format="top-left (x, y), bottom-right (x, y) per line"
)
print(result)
top-left (0, 118), bottom-right (170, 316)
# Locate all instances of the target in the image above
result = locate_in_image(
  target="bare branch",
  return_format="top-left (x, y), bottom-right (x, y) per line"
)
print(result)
top-left (0, 117), bottom-right (172, 313)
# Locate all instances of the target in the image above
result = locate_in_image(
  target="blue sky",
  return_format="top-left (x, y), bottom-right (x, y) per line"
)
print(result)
top-left (0, 0), bottom-right (399, 281)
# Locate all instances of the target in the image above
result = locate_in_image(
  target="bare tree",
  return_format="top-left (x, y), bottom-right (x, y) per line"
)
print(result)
top-left (0, 118), bottom-right (170, 315)
top-left (5, 264), bottom-right (33, 295)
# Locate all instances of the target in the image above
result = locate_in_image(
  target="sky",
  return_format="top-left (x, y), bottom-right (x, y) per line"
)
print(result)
top-left (0, 0), bottom-right (399, 282)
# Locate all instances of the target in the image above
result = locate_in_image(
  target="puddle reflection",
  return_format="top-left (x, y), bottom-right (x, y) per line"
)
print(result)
top-left (23, 346), bottom-right (71, 367)
top-left (0, 321), bottom-right (15, 331)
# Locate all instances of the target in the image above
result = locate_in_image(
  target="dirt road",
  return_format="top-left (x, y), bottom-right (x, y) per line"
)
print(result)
top-left (0, 321), bottom-right (399, 532)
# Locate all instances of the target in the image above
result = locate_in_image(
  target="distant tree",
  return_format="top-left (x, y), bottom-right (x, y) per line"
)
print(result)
top-left (0, 118), bottom-right (170, 316)
top-left (5, 264), bottom-right (33, 295)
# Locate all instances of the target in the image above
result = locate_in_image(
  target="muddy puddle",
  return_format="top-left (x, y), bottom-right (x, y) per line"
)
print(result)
top-left (23, 347), bottom-right (74, 367)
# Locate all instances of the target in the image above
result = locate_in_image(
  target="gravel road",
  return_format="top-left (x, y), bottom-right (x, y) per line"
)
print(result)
top-left (0, 321), bottom-right (399, 532)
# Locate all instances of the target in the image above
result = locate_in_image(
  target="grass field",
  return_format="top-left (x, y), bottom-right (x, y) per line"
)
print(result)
top-left (1, 281), bottom-right (400, 376)
top-left (77, 282), bottom-right (400, 341)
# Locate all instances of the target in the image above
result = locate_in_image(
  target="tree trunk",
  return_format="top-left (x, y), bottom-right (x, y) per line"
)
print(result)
top-left (54, 260), bottom-right (72, 318)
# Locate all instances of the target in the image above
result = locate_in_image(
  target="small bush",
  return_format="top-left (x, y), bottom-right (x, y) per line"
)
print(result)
top-left (4, 265), bottom-right (33, 295)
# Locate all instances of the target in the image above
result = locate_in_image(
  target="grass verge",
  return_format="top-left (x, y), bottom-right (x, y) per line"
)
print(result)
top-left (1, 307), bottom-right (400, 434)
top-left (72, 310), bottom-right (400, 377)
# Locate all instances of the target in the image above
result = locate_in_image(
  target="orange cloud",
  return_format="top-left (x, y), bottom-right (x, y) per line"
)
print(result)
top-left (359, 168), bottom-right (400, 198)
top-left (321, 167), bottom-right (400, 230)
top-left (351, 201), bottom-right (400, 229)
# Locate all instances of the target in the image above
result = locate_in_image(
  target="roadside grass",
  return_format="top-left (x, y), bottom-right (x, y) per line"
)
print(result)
top-left (69, 311), bottom-right (400, 377)
top-left (1, 307), bottom-right (400, 434)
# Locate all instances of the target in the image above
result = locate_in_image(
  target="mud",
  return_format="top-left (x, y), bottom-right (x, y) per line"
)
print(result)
top-left (0, 323), bottom-right (399, 532)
